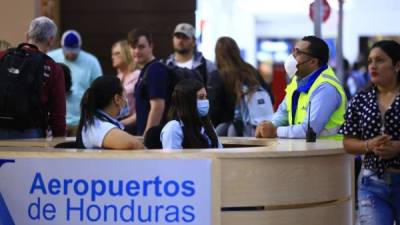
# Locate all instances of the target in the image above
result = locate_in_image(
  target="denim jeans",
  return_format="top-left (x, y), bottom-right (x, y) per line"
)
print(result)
top-left (0, 128), bottom-right (43, 139)
top-left (358, 169), bottom-right (400, 225)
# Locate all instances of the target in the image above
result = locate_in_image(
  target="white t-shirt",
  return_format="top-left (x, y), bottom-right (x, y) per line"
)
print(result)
top-left (175, 58), bottom-right (194, 69)
top-left (81, 111), bottom-right (123, 149)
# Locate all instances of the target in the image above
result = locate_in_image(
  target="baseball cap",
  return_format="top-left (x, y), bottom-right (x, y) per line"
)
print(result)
top-left (61, 30), bottom-right (82, 54)
top-left (174, 23), bottom-right (195, 38)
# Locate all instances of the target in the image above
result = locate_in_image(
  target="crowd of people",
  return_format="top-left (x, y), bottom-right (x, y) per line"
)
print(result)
top-left (1, 15), bottom-right (400, 225)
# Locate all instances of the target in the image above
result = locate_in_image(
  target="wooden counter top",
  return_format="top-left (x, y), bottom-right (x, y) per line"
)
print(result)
top-left (0, 137), bottom-right (352, 225)
top-left (0, 137), bottom-right (344, 159)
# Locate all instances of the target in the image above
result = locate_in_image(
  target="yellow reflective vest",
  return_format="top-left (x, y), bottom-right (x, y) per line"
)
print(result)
top-left (285, 66), bottom-right (346, 139)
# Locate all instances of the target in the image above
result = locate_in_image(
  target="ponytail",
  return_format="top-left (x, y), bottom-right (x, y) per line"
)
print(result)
top-left (77, 76), bottom-right (123, 131)
top-left (78, 87), bottom-right (97, 130)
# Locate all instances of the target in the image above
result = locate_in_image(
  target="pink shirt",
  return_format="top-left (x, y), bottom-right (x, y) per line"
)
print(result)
top-left (117, 69), bottom-right (140, 114)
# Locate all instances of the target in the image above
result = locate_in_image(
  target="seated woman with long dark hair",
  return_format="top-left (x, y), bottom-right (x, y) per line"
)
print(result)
top-left (160, 79), bottom-right (222, 149)
top-left (76, 76), bottom-right (143, 149)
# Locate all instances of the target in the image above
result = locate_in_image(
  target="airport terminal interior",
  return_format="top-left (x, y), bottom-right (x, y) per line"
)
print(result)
top-left (0, 0), bottom-right (399, 224)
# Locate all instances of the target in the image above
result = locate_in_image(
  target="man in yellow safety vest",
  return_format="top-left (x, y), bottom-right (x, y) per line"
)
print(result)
top-left (255, 36), bottom-right (346, 139)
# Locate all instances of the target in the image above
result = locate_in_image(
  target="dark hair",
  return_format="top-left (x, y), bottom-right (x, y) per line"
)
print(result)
top-left (127, 28), bottom-right (153, 47)
top-left (58, 63), bottom-right (72, 93)
top-left (302, 35), bottom-right (329, 66)
top-left (370, 40), bottom-right (400, 83)
top-left (215, 36), bottom-right (261, 105)
top-left (78, 76), bottom-right (123, 129)
top-left (343, 58), bottom-right (350, 71)
top-left (168, 79), bottom-right (219, 148)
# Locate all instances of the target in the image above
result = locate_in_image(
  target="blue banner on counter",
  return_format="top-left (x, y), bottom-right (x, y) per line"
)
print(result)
top-left (0, 158), bottom-right (212, 225)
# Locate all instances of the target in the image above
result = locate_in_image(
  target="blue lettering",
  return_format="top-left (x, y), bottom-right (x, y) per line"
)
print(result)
top-left (66, 198), bottom-right (84, 221)
top-left (29, 173), bottom-right (47, 194)
top-left (142, 180), bottom-right (153, 196)
top-left (182, 205), bottom-right (195, 222)
top-left (165, 205), bottom-right (179, 222)
top-left (109, 180), bottom-right (123, 197)
top-left (154, 205), bottom-right (164, 222)
top-left (91, 180), bottom-right (106, 201)
top-left (48, 179), bottom-right (61, 195)
top-left (181, 180), bottom-right (195, 197)
top-left (63, 179), bottom-right (73, 195)
top-left (28, 197), bottom-right (41, 220)
top-left (126, 180), bottom-right (140, 197)
top-left (164, 181), bottom-right (180, 197)
top-left (86, 204), bottom-right (101, 222)
top-left (154, 176), bottom-right (162, 197)
top-left (73, 179), bottom-right (88, 196)
top-left (27, 197), bottom-right (57, 221)
top-left (43, 203), bottom-right (56, 220)
top-left (104, 204), bottom-right (118, 222)
top-left (138, 205), bottom-right (152, 222)
top-left (120, 200), bottom-right (135, 222)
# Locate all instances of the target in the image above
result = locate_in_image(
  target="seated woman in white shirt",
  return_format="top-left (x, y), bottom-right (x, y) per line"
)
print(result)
top-left (76, 76), bottom-right (143, 149)
top-left (161, 79), bottom-right (223, 149)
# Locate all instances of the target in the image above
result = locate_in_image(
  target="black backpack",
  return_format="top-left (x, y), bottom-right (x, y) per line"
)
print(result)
top-left (166, 64), bottom-right (207, 90)
top-left (141, 60), bottom-right (207, 100)
top-left (0, 43), bottom-right (46, 130)
top-left (139, 60), bottom-right (207, 126)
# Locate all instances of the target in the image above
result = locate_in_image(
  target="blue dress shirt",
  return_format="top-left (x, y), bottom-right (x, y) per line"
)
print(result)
top-left (271, 69), bottom-right (342, 138)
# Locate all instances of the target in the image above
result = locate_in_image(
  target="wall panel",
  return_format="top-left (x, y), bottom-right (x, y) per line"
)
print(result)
top-left (59, 0), bottom-right (196, 75)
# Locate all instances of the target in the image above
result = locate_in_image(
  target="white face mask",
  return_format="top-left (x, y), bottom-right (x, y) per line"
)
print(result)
top-left (284, 54), bottom-right (298, 79)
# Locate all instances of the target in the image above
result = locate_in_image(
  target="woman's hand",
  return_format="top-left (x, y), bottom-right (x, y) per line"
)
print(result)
top-left (369, 134), bottom-right (397, 159)
top-left (373, 142), bottom-right (399, 160)
top-left (368, 134), bottom-right (391, 149)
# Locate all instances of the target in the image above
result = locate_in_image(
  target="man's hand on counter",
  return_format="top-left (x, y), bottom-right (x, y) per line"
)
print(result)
top-left (255, 121), bottom-right (277, 138)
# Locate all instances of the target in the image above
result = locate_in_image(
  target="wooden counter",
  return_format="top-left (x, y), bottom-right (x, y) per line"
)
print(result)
top-left (0, 138), bottom-right (353, 225)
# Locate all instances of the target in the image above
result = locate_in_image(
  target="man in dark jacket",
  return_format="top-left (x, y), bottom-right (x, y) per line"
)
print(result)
top-left (0, 16), bottom-right (66, 139)
top-left (164, 23), bottom-right (226, 126)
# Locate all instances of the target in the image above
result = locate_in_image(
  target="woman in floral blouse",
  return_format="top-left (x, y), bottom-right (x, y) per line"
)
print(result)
top-left (339, 40), bottom-right (400, 225)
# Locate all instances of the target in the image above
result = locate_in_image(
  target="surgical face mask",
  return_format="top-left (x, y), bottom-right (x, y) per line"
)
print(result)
top-left (284, 54), bottom-right (298, 79)
top-left (197, 99), bottom-right (209, 117)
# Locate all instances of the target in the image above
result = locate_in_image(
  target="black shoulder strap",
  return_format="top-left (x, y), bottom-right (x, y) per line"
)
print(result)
top-left (194, 57), bottom-right (208, 85)
top-left (17, 43), bottom-right (39, 51)
top-left (255, 72), bottom-right (275, 105)
top-left (138, 60), bottom-right (159, 99)
top-left (141, 59), bottom-right (159, 85)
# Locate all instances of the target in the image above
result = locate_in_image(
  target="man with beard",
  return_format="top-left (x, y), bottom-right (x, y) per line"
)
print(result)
top-left (48, 30), bottom-right (102, 136)
top-left (164, 23), bottom-right (226, 126)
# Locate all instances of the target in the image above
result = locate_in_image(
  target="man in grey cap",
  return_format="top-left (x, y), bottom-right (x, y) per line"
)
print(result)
top-left (166, 23), bottom-right (213, 72)
top-left (165, 23), bottom-right (225, 126)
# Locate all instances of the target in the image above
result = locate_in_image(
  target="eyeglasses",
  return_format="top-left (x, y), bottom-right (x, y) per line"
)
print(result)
top-left (292, 48), bottom-right (314, 58)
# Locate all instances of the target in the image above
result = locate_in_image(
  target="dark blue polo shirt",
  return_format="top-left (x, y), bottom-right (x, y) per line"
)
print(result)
top-left (134, 59), bottom-right (168, 135)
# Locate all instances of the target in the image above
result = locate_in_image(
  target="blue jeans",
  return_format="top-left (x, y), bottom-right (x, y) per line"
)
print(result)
top-left (0, 128), bottom-right (43, 139)
top-left (358, 169), bottom-right (400, 225)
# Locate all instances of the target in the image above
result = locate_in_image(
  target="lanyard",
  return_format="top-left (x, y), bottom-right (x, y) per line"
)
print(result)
top-left (291, 65), bottom-right (328, 124)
